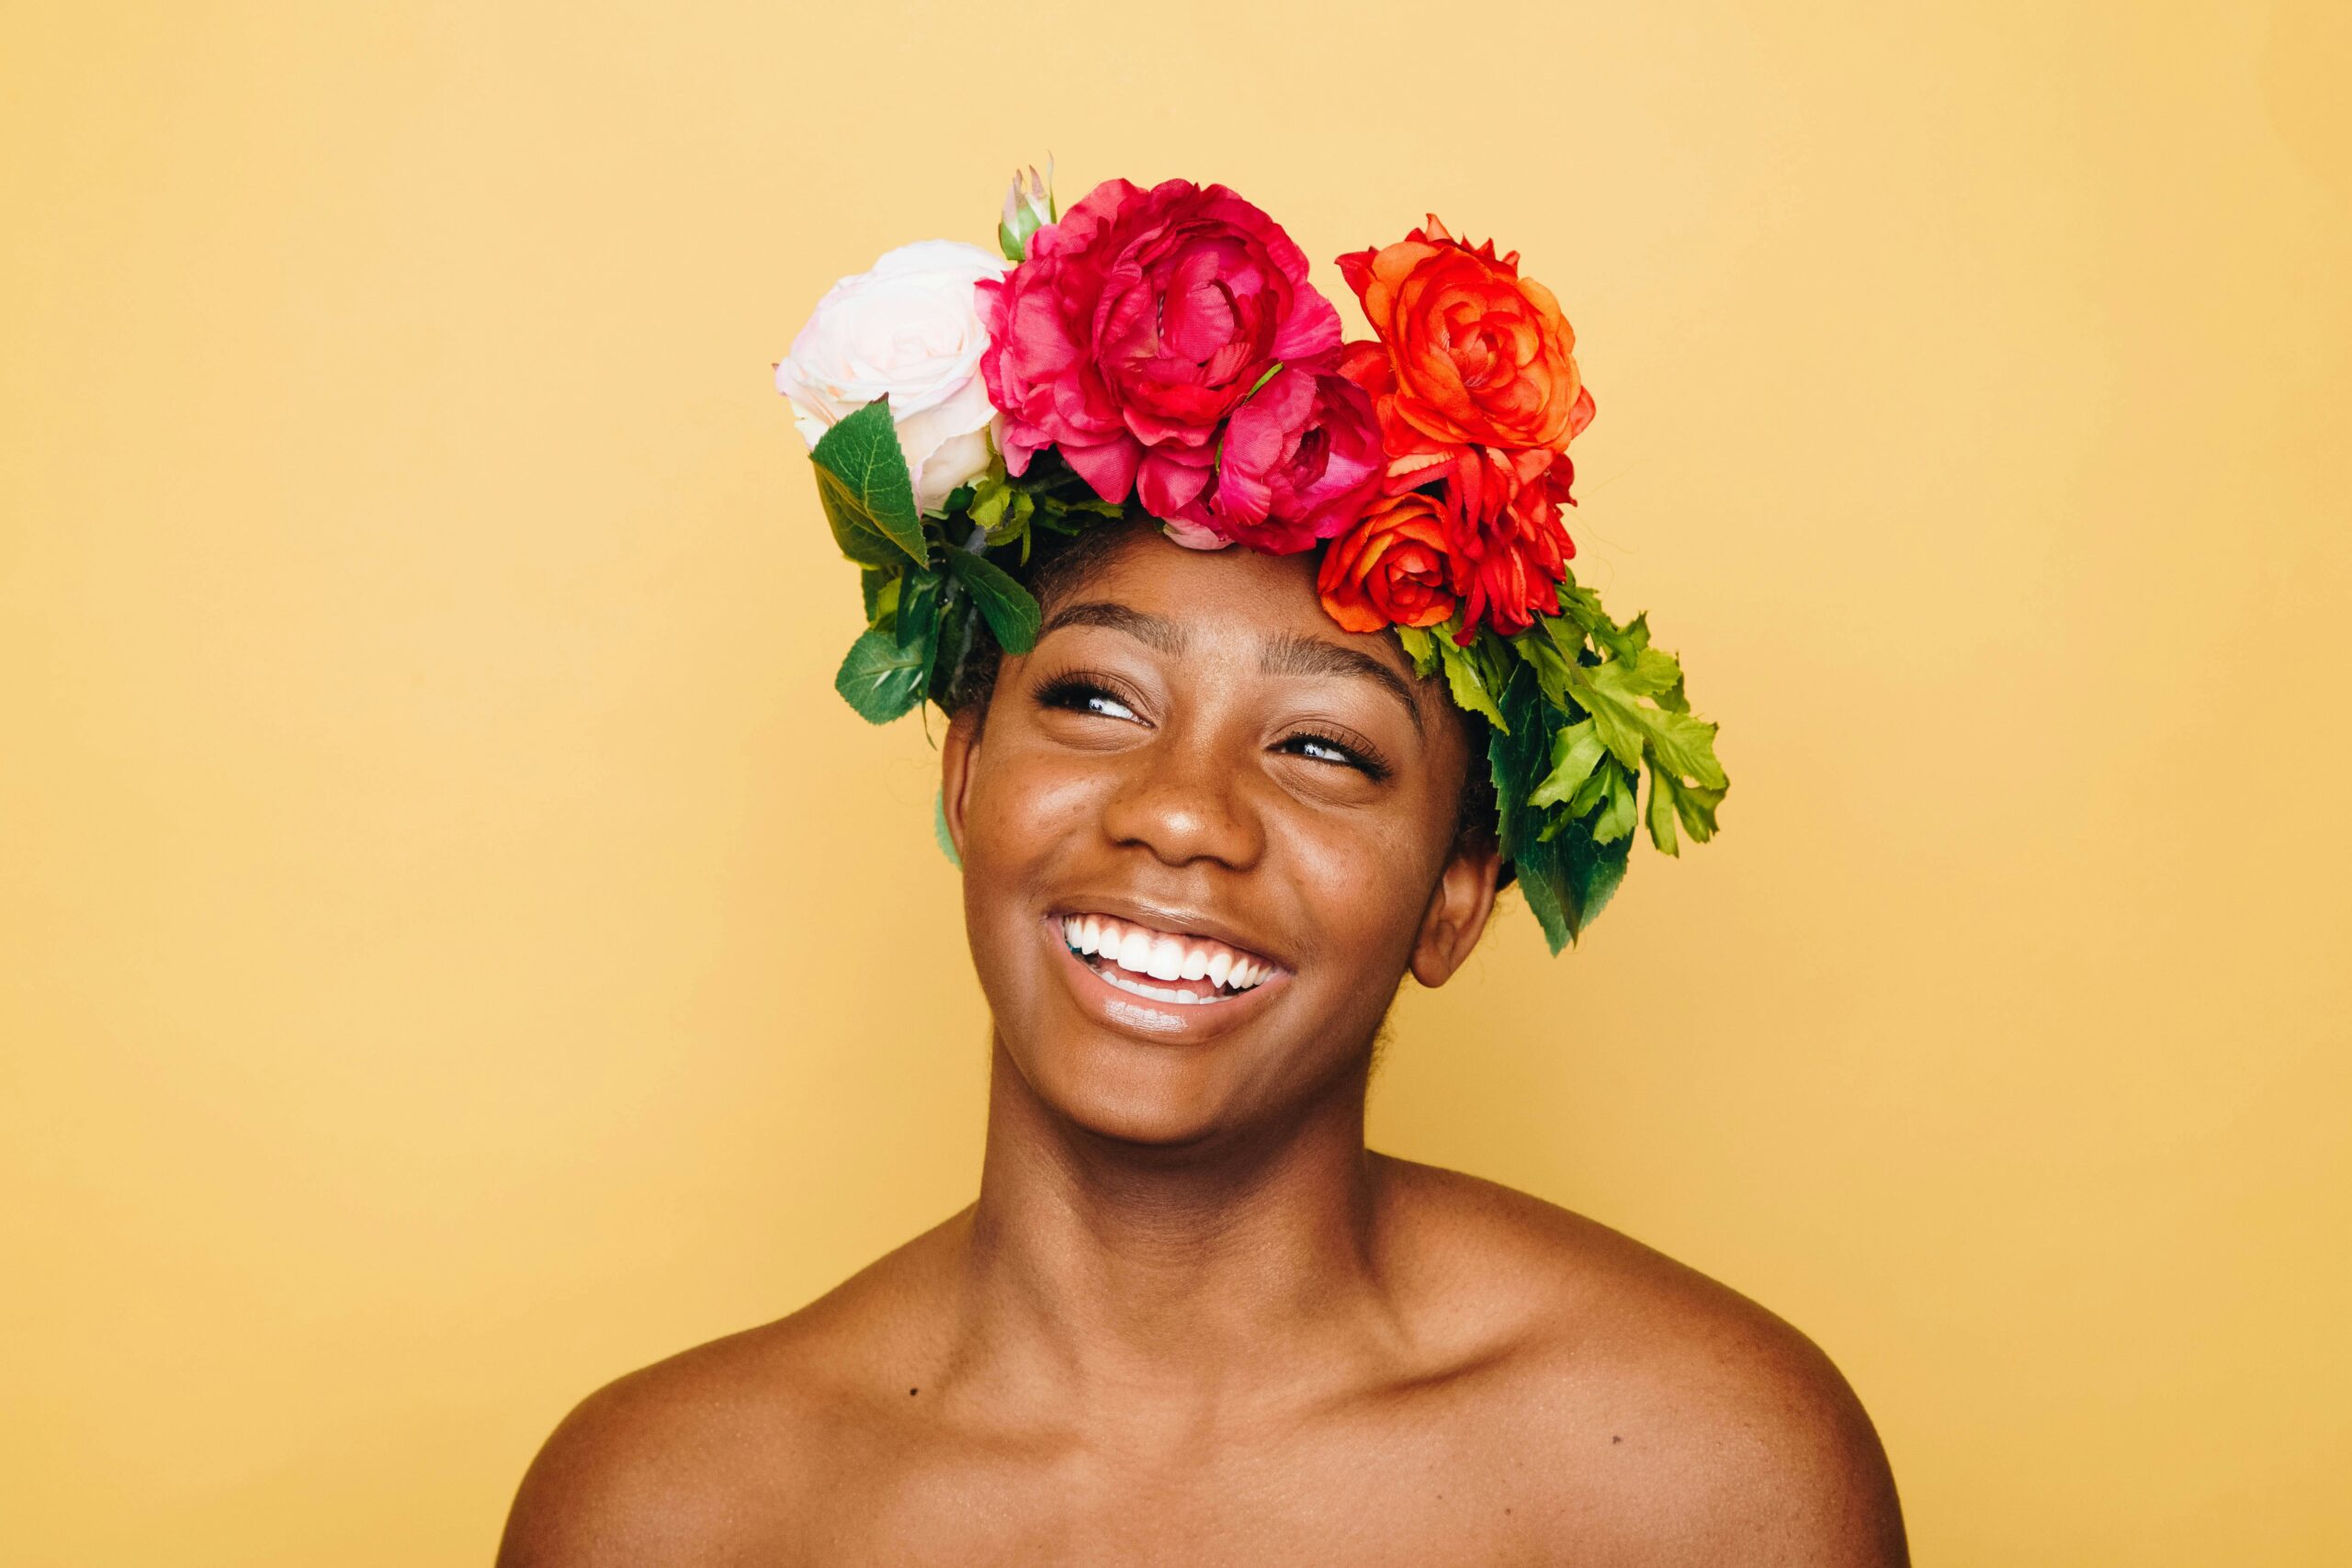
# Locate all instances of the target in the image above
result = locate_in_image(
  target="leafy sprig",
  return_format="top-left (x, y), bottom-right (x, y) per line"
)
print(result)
top-left (819, 399), bottom-right (1076, 724)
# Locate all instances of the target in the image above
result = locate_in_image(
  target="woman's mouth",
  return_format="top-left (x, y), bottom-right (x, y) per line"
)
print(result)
top-left (1056, 913), bottom-right (1277, 1006)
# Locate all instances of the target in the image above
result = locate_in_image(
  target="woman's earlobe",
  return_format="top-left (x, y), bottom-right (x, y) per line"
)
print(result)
top-left (1409, 840), bottom-right (1504, 988)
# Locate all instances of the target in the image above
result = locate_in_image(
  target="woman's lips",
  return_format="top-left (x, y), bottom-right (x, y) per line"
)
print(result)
top-left (1055, 912), bottom-right (1276, 1002)
top-left (1041, 913), bottom-right (1288, 1038)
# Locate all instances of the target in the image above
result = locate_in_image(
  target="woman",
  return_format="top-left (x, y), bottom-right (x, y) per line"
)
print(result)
top-left (498, 171), bottom-right (1907, 1564)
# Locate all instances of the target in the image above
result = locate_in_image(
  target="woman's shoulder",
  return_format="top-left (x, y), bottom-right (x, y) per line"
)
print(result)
top-left (1374, 1153), bottom-right (1908, 1563)
top-left (494, 1213), bottom-right (962, 1568)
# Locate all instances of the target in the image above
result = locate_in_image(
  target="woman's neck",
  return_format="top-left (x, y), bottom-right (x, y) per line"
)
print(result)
top-left (952, 1033), bottom-right (1402, 1416)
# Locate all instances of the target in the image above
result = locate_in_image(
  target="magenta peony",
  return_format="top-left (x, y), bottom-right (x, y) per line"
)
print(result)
top-left (976, 177), bottom-right (1343, 511)
top-left (1156, 367), bottom-right (1384, 554)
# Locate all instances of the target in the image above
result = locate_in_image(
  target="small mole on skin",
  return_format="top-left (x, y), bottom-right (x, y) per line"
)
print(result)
top-left (909, 1387), bottom-right (919, 1396)
top-left (1611, 1435), bottom-right (1623, 1444)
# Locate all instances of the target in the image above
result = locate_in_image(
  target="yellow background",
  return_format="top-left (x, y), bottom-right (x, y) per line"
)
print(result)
top-left (5, 2), bottom-right (2347, 1562)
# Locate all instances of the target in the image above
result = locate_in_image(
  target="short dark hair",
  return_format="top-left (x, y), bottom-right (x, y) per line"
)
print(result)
top-left (941, 517), bottom-right (1505, 881)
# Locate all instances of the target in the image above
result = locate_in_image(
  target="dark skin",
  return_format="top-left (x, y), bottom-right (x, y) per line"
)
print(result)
top-left (498, 524), bottom-right (1908, 1566)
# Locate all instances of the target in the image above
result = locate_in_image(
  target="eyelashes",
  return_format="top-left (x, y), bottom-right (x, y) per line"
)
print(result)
top-left (1279, 729), bottom-right (1394, 782)
top-left (1031, 671), bottom-right (1394, 781)
top-left (1035, 671), bottom-right (1144, 723)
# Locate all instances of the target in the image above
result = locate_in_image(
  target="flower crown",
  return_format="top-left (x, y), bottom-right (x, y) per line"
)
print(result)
top-left (775, 162), bottom-right (1726, 952)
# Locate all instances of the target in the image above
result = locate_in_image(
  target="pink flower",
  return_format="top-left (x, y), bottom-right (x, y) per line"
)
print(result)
top-left (976, 177), bottom-right (1342, 508)
top-left (1159, 367), bottom-right (1384, 554)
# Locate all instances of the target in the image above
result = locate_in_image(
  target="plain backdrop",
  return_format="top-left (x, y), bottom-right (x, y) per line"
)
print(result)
top-left (4, 2), bottom-right (2348, 1563)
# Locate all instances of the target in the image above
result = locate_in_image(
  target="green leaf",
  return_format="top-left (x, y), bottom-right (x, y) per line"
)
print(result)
top-left (1530, 718), bottom-right (1605, 810)
top-left (1516, 845), bottom-right (1575, 954)
top-left (1566, 756), bottom-right (1612, 818)
top-left (928, 590), bottom-right (978, 710)
top-left (1592, 761), bottom-right (1638, 845)
top-left (1510, 815), bottom-right (1632, 953)
top-left (1640, 707), bottom-right (1727, 789)
top-left (1510, 629), bottom-right (1578, 710)
top-left (810, 398), bottom-right (926, 567)
top-left (1567, 827), bottom-right (1632, 935)
top-left (1437, 631), bottom-right (1510, 733)
top-left (1672, 780), bottom-right (1724, 843)
top-left (1394, 625), bottom-right (1440, 680)
top-left (933, 787), bottom-right (960, 868)
top-left (944, 548), bottom-right (1041, 654)
top-left (1589, 646), bottom-right (1682, 701)
top-left (1645, 765), bottom-right (1681, 856)
top-left (967, 469), bottom-right (1014, 534)
top-left (1485, 663), bottom-right (1552, 860)
top-left (859, 566), bottom-right (897, 626)
top-left (895, 564), bottom-right (947, 652)
top-left (833, 626), bottom-right (930, 723)
top-left (1570, 669), bottom-right (1647, 773)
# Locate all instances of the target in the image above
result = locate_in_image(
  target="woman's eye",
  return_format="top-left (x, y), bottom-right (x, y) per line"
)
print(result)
top-left (1279, 732), bottom-right (1388, 779)
top-left (1039, 679), bottom-right (1139, 722)
top-left (1080, 691), bottom-right (1138, 721)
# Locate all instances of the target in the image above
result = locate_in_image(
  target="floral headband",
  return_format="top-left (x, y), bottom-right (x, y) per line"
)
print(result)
top-left (775, 162), bottom-right (1726, 952)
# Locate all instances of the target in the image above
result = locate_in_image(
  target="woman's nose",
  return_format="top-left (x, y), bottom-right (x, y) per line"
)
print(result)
top-left (1097, 728), bottom-right (1267, 870)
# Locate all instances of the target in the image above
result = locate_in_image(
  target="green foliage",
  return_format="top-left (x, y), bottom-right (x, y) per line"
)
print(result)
top-left (834, 626), bottom-right (930, 723)
top-left (1435, 622), bottom-right (1510, 731)
top-left (1394, 624), bottom-right (1442, 679)
top-left (944, 548), bottom-right (1041, 654)
top-left (1430, 568), bottom-right (1727, 954)
top-left (811, 399), bottom-right (926, 568)
top-left (933, 786), bottom-right (961, 867)
top-left (894, 563), bottom-right (946, 652)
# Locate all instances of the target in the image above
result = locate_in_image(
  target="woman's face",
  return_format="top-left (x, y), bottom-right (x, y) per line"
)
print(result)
top-left (941, 524), bottom-right (1501, 1148)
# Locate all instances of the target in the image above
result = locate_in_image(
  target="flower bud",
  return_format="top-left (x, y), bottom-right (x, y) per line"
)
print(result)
top-left (996, 156), bottom-right (1057, 263)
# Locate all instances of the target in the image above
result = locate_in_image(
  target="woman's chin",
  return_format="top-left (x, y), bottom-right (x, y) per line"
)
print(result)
top-left (1014, 1035), bottom-right (1253, 1149)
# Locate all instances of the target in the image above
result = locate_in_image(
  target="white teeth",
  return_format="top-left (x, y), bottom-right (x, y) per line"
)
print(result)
top-left (1097, 969), bottom-right (1211, 1005)
top-left (1058, 914), bottom-right (1280, 998)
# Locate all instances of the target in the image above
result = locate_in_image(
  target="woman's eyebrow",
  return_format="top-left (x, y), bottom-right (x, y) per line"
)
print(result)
top-left (1036, 600), bottom-right (1186, 654)
top-left (1258, 631), bottom-right (1424, 739)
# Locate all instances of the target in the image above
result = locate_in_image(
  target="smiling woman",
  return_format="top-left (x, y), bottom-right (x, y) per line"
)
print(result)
top-left (494, 169), bottom-right (1907, 1565)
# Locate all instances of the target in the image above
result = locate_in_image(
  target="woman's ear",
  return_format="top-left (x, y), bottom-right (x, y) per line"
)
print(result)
top-left (1409, 836), bottom-right (1503, 987)
top-left (939, 705), bottom-right (982, 864)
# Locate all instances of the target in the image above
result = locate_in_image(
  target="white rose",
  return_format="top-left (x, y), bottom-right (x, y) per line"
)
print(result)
top-left (775, 239), bottom-right (1007, 516)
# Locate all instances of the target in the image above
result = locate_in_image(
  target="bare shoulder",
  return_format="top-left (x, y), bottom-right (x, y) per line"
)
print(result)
top-left (494, 1210), bottom-right (967, 1568)
top-left (1375, 1155), bottom-right (1909, 1566)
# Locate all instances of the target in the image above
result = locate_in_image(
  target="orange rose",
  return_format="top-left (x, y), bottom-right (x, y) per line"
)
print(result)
top-left (1317, 491), bottom-right (1459, 633)
top-left (1336, 216), bottom-right (1595, 452)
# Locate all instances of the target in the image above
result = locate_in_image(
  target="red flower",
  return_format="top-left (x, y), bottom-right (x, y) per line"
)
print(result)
top-left (1335, 339), bottom-right (1454, 496)
top-left (1159, 366), bottom-right (1384, 553)
top-left (1335, 215), bottom-right (1594, 452)
top-left (977, 178), bottom-right (1342, 509)
top-left (1442, 445), bottom-right (1578, 641)
top-left (1317, 491), bottom-right (1460, 633)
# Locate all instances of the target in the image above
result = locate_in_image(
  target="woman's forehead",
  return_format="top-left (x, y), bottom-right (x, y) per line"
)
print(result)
top-left (1041, 525), bottom-right (1417, 677)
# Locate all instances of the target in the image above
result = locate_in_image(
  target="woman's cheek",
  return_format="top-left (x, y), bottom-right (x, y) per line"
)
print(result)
top-left (972, 742), bottom-right (1116, 874)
